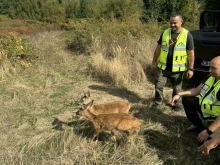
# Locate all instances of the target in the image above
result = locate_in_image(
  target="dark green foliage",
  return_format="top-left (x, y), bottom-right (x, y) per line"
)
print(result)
top-left (0, 0), bottom-right (10, 14)
top-left (142, 0), bottom-right (204, 23)
top-left (0, 0), bottom-right (144, 22)
top-left (1, 0), bottom-right (65, 22)
top-left (205, 0), bottom-right (220, 10)
top-left (65, 19), bottom-right (99, 54)
top-left (0, 0), bottom-right (212, 24)
top-left (62, 0), bottom-right (80, 19)
top-left (63, 0), bottom-right (144, 20)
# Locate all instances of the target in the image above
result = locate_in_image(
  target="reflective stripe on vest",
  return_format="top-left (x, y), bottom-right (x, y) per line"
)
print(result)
top-left (202, 112), bottom-right (216, 121)
top-left (200, 88), bottom-right (206, 96)
top-left (205, 95), bottom-right (218, 102)
top-left (199, 76), bottom-right (220, 117)
top-left (157, 28), bottom-right (188, 72)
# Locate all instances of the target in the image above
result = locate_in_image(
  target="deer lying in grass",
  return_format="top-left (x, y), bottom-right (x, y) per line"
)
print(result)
top-left (76, 102), bottom-right (142, 143)
top-left (78, 91), bottom-right (131, 116)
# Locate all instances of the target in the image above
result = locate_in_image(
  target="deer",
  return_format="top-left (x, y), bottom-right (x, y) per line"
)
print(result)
top-left (77, 91), bottom-right (131, 116)
top-left (76, 102), bottom-right (142, 143)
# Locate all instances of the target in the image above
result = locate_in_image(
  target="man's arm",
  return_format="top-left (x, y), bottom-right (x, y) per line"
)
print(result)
top-left (176, 83), bottom-right (202, 97)
top-left (187, 49), bottom-right (195, 69)
top-left (185, 31), bottom-right (195, 79)
top-left (198, 116), bottom-right (220, 142)
top-left (186, 49), bottom-right (195, 79)
top-left (152, 44), bottom-right (161, 65)
top-left (150, 44), bottom-right (161, 72)
top-left (171, 83), bottom-right (202, 106)
top-left (208, 116), bottom-right (220, 132)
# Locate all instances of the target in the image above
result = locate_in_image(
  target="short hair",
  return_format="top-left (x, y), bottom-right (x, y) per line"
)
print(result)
top-left (170, 11), bottom-right (183, 20)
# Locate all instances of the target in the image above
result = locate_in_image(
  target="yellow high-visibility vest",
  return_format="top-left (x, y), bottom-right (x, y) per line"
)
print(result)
top-left (199, 76), bottom-right (220, 120)
top-left (157, 28), bottom-right (188, 72)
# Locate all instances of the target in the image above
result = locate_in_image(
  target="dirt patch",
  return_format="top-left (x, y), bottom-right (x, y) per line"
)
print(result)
top-left (0, 26), bottom-right (35, 36)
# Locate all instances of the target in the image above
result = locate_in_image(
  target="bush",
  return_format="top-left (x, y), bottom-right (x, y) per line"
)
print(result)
top-left (65, 19), bottom-right (96, 54)
top-left (0, 32), bottom-right (36, 76)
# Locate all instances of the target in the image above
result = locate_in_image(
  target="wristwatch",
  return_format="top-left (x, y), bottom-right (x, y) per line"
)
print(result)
top-left (206, 128), bottom-right (213, 135)
top-left (188, 68), bottom-right (194, 71)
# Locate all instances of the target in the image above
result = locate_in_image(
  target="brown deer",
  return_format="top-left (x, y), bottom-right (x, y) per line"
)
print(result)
top-left (77, 91), bottom-right (131, 116)
top-left (76, 103), bottom-right (142, 143)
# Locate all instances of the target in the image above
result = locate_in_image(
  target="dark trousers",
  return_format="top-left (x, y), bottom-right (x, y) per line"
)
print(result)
top-left (154, 68), bottom-right (184, 105)
top-left (182, 96), bottom-right (206, 131)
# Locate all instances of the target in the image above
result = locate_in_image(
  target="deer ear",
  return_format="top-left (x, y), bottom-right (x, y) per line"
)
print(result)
top-left (80, 104), bottom-right (85, 110)
top-left (85, 90), bottom-right (90, 98)
top-left (86, 100), bottom-right (94, 108)
top-left (87, 90), bottom-right (90, 97)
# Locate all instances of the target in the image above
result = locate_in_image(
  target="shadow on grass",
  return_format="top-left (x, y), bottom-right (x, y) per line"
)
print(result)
top-left (52, 117), bottom-right (95, 138)
top-left (88, 84), bottom-right (143, 103)
top-left (143, 128), bottom-right (220, 165)
top-left (144, 65), bottom-right (156, 85)
top-left (130, 103), bottom-right (220, 164)
top-left (52, 117), bottom-right (121, 143)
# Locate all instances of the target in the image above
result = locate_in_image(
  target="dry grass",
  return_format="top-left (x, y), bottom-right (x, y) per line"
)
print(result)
top-left (0, 26), bottom-right (220, 165)
top-left (89, 36), bottom-right (156, 88)
top-left (87, 21), bottom-right (157, 88)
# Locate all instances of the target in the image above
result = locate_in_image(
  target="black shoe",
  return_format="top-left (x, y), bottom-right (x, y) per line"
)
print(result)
top-left (185, 124), bottom-right (198, 132)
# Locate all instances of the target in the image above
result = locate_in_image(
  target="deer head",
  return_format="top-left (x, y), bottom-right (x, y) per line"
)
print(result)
top-left (77, 90), bottom-right (92, 106)
top-left (76, 100), bottom-right (94, 115)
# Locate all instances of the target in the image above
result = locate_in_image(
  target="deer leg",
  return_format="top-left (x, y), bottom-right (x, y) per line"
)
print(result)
top-left (127, 128), bottom-right (139, 141)
top-left (127, 131), bottom-right (136, 140)
top-left (89, 129), bottom-right (101, 143)
top-left (111, 131), bottom-right (117, 142)
top-left (110, 131), bottom-right (118, 150)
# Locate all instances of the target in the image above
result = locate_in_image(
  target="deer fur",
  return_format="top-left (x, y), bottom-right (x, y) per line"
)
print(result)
top-left (76, 105), bottom-right (142, 143)
top-left (78, 91), bottom-right (131, 115)
top-left (78, 99), bottom-right (130, 117)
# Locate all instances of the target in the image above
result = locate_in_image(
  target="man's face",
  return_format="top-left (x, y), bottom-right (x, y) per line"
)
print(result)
top-left (209, 60), bottom-right (220, 78)
top-left (169, 16), bottom-right (183, 33)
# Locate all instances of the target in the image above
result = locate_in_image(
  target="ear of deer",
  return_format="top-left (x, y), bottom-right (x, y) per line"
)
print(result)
top-left (82, 90), bottom-right (90, 98)
top-left (87, 90), bottom-right (90, 97)
top-left (85, 100), bottom-right (94, 110)
top-left (84, 90), bottom-right (90, 98)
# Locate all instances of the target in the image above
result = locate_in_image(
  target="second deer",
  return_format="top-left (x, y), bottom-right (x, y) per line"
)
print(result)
top-left (78, 91), bottom-right (131, 115)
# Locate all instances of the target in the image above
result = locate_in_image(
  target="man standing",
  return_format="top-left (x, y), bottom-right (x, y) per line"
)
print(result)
top-left (151, 12), bottom-right (195, 109)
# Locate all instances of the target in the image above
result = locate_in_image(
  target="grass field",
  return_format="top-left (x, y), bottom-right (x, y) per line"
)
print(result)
top-left (0, 17), bottom-right (220, 165)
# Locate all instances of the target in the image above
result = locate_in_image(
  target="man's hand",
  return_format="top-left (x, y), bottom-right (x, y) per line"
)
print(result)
top-left (198, 129), bottom-right (209, 142)
top-left (198, 139), bottom-right (218, 155)
top-left (171, 94), bottom-right (180, 106)
top-left (150, 63), bottom-right (157, 73)
top-left (186, 70), bottom-right (193, 79)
